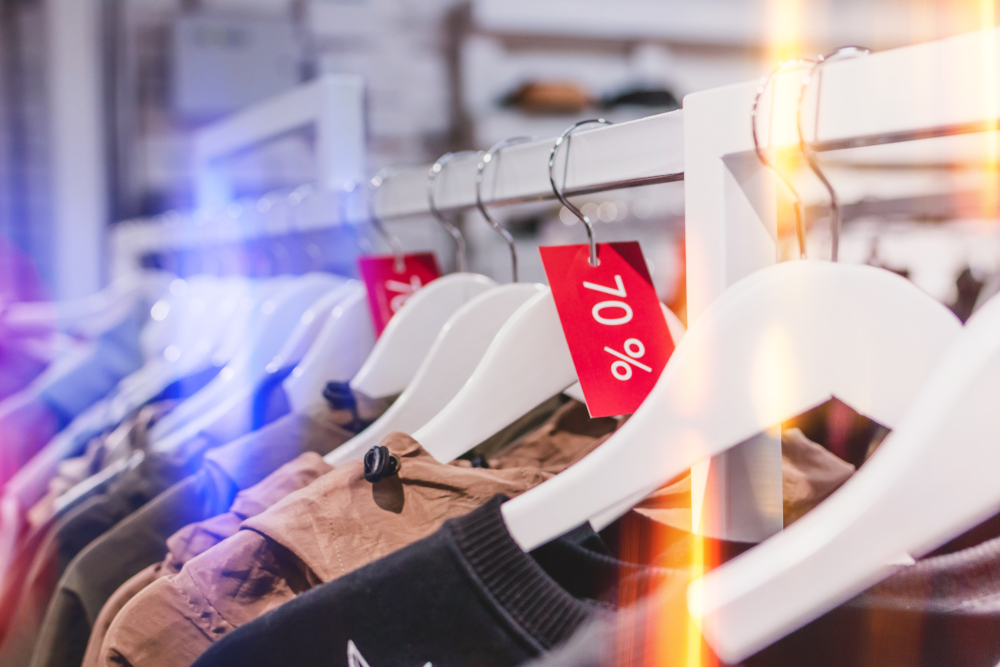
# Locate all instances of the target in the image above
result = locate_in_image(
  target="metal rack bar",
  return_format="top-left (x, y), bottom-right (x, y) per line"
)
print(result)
top-left (373, 110), bottom-right (685, 220)
top-left (763, 29), bottom-right (1000, 153)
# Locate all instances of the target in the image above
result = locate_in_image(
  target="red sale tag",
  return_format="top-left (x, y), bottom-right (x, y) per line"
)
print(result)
top-left (540, 241), bottom-right (674, 418)
top-left (358, 252), bottom-right (442, 337)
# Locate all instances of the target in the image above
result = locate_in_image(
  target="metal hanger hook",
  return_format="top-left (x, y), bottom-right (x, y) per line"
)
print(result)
top-left (369, 167), bottom-right (408, 273)
top-left (548, 119), bottom-right (613, 267)
top-left (752, 59), bottom-right (816, 260)
top-left (798, 46), bottom-right (870, 262)
top-left (428, 151), bottom-right (478, 273)
top-left (476, 137), bottom-right (534, 282)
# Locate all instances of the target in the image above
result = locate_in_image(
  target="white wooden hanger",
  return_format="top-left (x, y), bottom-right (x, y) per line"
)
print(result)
top-left (336, 148), bottom-right (580, 462)
top-left (137, 276), bottom-right (231, 363)
top-left (137, 279), bottom-right (352, 449)
top-left (150, 273), bottom-right (342, 447)
top-left (282, 281), bottom-right (376, 413)
top-left (498, 61), bottom-right (963, 552)
top-left (141, 275), bottom-right (291, 440)
top-left (266, 281), bottom-right (354, 373)
top-left (690, 289), bottom-right (1000, 662)
top-left (349, 162), bottom-right (497, 399)
top-left (110, 275), bottom-right (223, 394)
top-left (53, 277), bottom-right (357, 513)
top-left (499, 263), bottom-right (961, 548)
top-left (108, 276), bottom-right (247, 422)
top-left (414, 287), bottom-right (683, 463)
top-left (326, 282), bottom-right (544, 465)
top-left (207, 277), bottom-right (292, 369)
top-left (2, 269), bottom-right (174, 338)
top-left (349, 273), bottom-right (496, 398)
top-left (687, 47), bottom-right (996, 662)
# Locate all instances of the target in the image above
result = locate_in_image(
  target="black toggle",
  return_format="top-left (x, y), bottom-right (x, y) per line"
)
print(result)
top-left (323, 381), bottom-right (356, 411)
top-left (323, 382), bottom-right (369, 434)
top-left (363, 445), bottom-right (401, 483)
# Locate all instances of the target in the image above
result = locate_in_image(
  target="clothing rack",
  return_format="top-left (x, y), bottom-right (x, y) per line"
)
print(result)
top-left (368, 27), bottom-right (1000, 544)
top-left (110, 27), bottom-right (1000, 545)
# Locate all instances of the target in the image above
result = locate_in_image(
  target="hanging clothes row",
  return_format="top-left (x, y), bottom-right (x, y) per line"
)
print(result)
top-left (3, 26), bottom-right (1000, 667)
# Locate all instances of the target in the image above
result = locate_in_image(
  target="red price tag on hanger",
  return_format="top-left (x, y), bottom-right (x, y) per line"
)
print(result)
top-left (540, 241), bottom-right (674, 418)
top-left (358, 253), bottom-right (441, 337)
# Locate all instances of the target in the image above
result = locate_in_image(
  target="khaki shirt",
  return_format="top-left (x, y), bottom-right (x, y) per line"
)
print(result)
top-left (100, 435), bottom-right (559, 667)
top-left (99, 399), bottom-right (620, 667)
top-left (80, 452), bottom-right (333, 667)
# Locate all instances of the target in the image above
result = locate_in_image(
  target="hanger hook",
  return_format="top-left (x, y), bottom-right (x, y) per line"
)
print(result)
top-left (476, 137), bottom-right (533, 282)
top-left (798, 46), bottom-right (870, 262)
top-left (548, 119), bottom-right (613, 267)
top-left (428, 151), bottom-right (477, 273)
top-left (369, 167), bottom-right (407, 273)
top-left (752, 60), bottom-right (816, 260)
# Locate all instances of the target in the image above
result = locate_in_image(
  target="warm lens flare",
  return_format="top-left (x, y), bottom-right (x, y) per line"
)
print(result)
top-left (753, 324), bottom-right (796, 426)
top-left (766, 0), bottom-right (803, 66)
top-left (980, 0), bottom-right (1000, 223)
top-left (684, 532), bottom-right (707, 667)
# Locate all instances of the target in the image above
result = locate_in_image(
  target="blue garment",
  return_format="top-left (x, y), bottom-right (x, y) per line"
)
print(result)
top-left (151, 364), bottom-right (223, 405)
top-left (250, 366), bottom-right (296, 431)
top-left (0, 304), bottom-right (147, 487)
top-left (38, 305), bottom-right (146, 430)
top-left (54, 364), bottom-right (225, 463)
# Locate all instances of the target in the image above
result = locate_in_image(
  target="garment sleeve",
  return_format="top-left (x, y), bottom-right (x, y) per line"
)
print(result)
top-left (38, 308), bottom-right (145, 426)
top-left (99, 530), bottom-right (312, 667)
top-left (80, 564), bottom-right (161, 667)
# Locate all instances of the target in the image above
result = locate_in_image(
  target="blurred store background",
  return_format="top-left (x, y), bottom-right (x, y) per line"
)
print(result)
top-left (1, 0), bottom-right (998, 313)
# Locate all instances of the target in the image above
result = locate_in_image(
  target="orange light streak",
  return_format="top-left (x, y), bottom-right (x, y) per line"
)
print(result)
top-left (763, 0), bottom-right (806, 249)
top-left (979, 0), bottom-right (1000, 225)
top-left (766, 0), bottom-right (803, 65)
top-left (684, 531), bottom-right (706, 667)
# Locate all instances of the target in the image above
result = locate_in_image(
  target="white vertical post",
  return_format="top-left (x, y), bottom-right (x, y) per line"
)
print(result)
top-left (46, 0), bottom-right (107, 298)
top-left (194, 74), bottom-right (366, 213)
top-left (315, 76), bottom-right (366, 221)
top-left (682, 79), bottom-right (787, 543)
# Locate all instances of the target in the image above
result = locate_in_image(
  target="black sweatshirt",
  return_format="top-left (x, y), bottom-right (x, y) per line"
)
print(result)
top-left (525, 527), bottom-right (1000, 667)
top-left (191, 495), bottom-right (678, 667)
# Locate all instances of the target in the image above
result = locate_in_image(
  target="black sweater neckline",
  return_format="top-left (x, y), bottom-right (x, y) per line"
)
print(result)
top-left (446, 495), bottom-right (671, 651)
